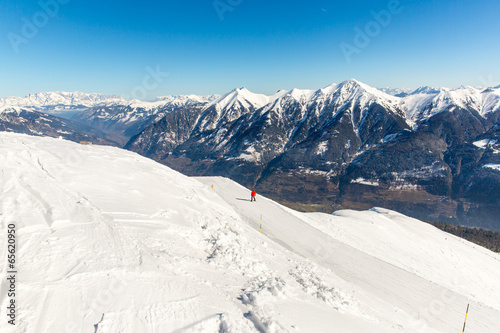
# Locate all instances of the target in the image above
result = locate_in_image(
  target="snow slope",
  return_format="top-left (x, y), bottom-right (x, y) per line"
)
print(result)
top-left (1, 133), bottom-right (499, 333)
top-left (199, 177), bottom-right (500, 332)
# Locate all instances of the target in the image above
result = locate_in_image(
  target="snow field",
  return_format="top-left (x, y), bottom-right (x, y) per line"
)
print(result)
top-left (0, 132), bottom-right (499, 332)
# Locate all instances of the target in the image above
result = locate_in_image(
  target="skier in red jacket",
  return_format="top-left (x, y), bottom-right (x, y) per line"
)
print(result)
top-left (251, 190), bottom-right (257, 202)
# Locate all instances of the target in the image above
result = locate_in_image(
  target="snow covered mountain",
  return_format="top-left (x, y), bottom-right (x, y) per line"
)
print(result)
top-left (410, 86), bottom-right (447, 95)
top-left (4, 83), bottom-right (500, 130)
top-left (4, 83), bottom-right (500, 145)
top-left (191, 88), bottom-right (284, 133)
top-left (0, 107), bottom-right (116, 145)
top-left (400, 85), bottom-right (500, 125)
top-left (377, 87), bottom-right (412, 97)
top-left (128, 80), bottom-right (500, 166)
top-left (1, 132), bottom-right (499, 333)
top-left (0, 92), bottom-right (127, 117)
top-left (161, 79), bottom-right (407, 161)
top-left (72, 94), bottom-right (218, 145)
top-left (154, 94), bottom-right (220, 104)
top-left (0, 91), bottom-right (218, 116)
top-left (128, 79), bottom-right (410, 179)
top-left (0, 92), bottom-right (219, 145)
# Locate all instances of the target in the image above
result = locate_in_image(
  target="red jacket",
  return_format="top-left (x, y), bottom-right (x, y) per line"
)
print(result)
top-left (251, 191), bottom-right (256, 197)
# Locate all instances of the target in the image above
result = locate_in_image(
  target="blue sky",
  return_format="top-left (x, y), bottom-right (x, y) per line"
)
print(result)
top-left (1, 0), bottom-right (499, 99)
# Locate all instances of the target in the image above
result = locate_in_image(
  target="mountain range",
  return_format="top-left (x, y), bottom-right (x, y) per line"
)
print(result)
top-left (2, 79), bottom-right (500, 231)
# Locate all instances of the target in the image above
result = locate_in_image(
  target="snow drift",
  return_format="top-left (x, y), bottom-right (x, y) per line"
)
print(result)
top-left (0, 132), bottom-right (499, 333)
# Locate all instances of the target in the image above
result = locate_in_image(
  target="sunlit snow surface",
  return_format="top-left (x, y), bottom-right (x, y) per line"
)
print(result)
top-left (1, 133), bottom-right (499, 333)
top-left (484, 164), bottom-right (500, 171)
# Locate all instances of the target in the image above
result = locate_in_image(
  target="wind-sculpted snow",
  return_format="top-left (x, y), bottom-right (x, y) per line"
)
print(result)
top-left (1, 133), bottom-right (500, 333)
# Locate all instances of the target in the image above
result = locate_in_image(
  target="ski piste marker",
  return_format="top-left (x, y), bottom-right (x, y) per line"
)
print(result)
top-left (462, 304), bottom-right (469, 333)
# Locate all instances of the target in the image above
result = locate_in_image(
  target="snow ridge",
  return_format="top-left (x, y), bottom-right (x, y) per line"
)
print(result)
top-left (206, 88), bottom-right (276, 113)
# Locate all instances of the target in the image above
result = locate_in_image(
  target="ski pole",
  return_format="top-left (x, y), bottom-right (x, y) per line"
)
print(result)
top-left (259, 215), bottom-right (262, 233)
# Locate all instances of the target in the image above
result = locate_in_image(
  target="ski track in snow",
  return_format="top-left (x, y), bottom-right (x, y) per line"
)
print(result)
top-left (0, 132), bottom-right (499, 333)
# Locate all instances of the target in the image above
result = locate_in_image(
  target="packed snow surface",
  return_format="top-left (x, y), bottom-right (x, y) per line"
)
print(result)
top-left (1, 133), bottom-right (500, 333)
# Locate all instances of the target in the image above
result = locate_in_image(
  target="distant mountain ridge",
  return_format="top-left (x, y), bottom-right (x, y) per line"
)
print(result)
top-left (0, 91), bottom-right (126, 107)
top-left (0, 91), bottom-right (219, 122)
top-left (0, 91), bottom-right (220, 109)
top-left (377, 87), bottom-right (412, 97)
top-left (72, 94), bottom-right (219, 145)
